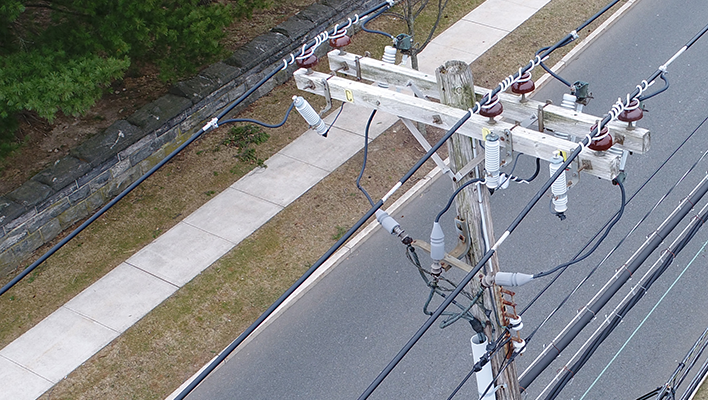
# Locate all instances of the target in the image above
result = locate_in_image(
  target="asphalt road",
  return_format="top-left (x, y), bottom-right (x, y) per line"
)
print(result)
top-left (188, 0), bottom-right (708, 398)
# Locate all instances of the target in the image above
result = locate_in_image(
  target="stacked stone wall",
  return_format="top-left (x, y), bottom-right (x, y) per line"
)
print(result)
top-left (0, 0), bottom-right (379, 275)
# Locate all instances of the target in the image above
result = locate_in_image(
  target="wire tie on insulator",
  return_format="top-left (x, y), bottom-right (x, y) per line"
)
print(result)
top-left (697, 213), bottom-right (708, 224)
top-left (331, 25), bottom-right (347, 39)
top-left (518, 71), bottom-right (532, 83)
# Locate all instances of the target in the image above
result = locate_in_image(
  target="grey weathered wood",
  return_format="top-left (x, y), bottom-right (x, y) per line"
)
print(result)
top-left (328, 50), bottom-right (650, 154)
top-left (437, 60), bottom-right (521, 400)
top-left (295, 69), bottom-right (621, 180)
top-left (398, 118), bottom-right (452, 178)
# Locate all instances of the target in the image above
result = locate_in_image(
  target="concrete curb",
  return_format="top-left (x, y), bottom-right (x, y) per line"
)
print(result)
top-left (166, 160), bottom-right (448, 399)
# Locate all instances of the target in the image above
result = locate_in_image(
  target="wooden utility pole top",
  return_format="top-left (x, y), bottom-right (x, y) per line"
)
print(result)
top-left (436, 60), bottom-right (521, 400)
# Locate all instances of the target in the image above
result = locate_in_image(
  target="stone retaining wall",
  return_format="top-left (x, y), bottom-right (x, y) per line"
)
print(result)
top-left (0, 0), bottom-right (379, 276)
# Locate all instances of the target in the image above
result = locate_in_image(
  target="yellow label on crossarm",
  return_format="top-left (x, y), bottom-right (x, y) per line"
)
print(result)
top-left (482, 127), bottom-right (491, 141)
top-left (345, 89), bottom-right (354, 103)
top-left (559, 150), bottom-right (568, 161)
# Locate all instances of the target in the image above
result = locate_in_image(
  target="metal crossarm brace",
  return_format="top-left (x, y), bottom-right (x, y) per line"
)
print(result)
top-left (398, 118), bottom-right (453, 179)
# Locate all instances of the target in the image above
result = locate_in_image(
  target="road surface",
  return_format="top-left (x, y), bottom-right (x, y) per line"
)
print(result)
top-left (188, 0), bottom-right (708, 398)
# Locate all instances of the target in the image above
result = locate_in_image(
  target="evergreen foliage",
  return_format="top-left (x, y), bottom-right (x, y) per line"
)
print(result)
top-left (0, 0), bottom-right (268, 153)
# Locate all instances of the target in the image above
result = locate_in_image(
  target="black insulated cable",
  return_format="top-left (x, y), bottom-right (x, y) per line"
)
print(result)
top-left (534, 179), bottom-right (626, 279)
top-left (357, 110), bottom-right (377, 206)
top-left (0, 0), bottom-right (394, 298)
top-left (519, 176), bottom-right (708, 391)
top-left (361, 5), bottom-right (396, 40)
top-left (219, 102), bottom-right (295, 128)
top-left (536, 0), bottom-right (623, 87)
top-left (435, 177), bottom-right (484, 222)
top-left (520, 112), bottom-right (708, 320)
top-left (176, 103), bottom-right (473, 400)
top-left (638, 72), bottom-right (669, 101)
top-left (519, 20), bottom-right (708, 390)
top-left (544, 204), bottom-right (708, 400)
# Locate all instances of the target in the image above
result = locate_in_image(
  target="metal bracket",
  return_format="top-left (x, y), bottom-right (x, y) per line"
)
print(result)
top-left (500, 128), bottom-right (514, 167)
top-left (518, 112), bottom-right (538, 129)
top-left (405, 80), bottom-right (428, 99)
top-left (354, 56), bottom-right (363, 81)
top-left (319, 77), bottom-right (333, 117)
top-left (537, 104), bottom-right (545, 132)
top-left (454, 152), bottom-right (485, 182)
top-left (567, 156), bottom-right (580, 189)
top-left (411, 240), bottom-right (474, 272)
top-left (399, 118), bottom-right (453, 179)
top-left (451, 218), bottom-right (471, 260)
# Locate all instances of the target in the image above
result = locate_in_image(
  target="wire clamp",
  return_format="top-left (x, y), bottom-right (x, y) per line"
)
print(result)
top-left (202, 117), bottom-right (219, 132)
top-left (570, 30), bottom-right (579, 40)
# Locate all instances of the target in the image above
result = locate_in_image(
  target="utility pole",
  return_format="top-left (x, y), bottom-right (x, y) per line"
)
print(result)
top-left (294, 48), bottom-right (651, 399)
top-left (436, 60), bottom-right (521, 400)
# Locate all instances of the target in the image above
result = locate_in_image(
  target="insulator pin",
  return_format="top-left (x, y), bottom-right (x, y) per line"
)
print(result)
top-left (480, 95), bottom-right (503, 123)
top-left (511, 72), bottom-right (535, 102)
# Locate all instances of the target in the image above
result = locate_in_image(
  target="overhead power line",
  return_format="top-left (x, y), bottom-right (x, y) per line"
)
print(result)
top-left (0, 1), bottom-right (393, 299)
top-left (357, 0), bottom-right (639, 396)
top-left (518, 20), bottom-right (708, 391)
top-left (541, 197), bottom-right (708, 400)
top-left (518, 116), bottom-right (708, 361)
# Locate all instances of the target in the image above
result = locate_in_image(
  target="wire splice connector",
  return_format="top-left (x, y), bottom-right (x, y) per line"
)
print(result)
top-left (293, 96), bottom-right (328, 136)
top-left (549, 151), bottom-right (568, 220)
top-left (201, 117), bottom-right (219, 132)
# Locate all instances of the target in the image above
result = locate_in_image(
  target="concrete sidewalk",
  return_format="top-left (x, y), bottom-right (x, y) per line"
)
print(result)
top-left (0, 1), bottom-right (552, 399)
